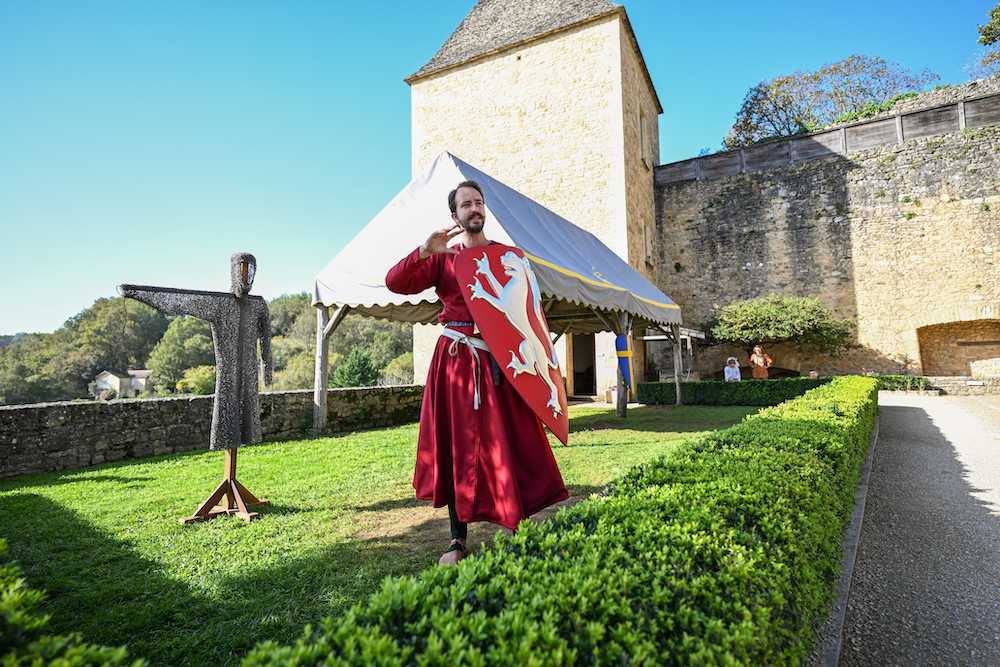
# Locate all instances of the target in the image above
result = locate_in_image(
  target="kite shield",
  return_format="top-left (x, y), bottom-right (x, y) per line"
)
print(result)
top-left (456, 245), bottom-right (569, 444)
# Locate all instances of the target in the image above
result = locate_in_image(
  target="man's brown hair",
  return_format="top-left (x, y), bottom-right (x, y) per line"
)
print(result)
top-left (448, 180), bottom-right (484, 214)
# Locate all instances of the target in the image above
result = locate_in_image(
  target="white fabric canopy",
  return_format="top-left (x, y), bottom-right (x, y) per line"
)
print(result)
top-left (313, 152), bottom-right (682, 335)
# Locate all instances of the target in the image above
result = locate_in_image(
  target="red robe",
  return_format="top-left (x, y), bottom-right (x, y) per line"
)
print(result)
top-left (386, 245), bottom-right (568, 530)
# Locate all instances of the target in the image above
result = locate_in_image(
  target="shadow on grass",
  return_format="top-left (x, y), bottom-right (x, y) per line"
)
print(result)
top-left (0, 491), bottom-right (445, 667)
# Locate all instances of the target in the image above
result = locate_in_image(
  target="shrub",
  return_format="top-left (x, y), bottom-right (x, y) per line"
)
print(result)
top-left (244, 377), bottom-right (879, 666)
top-left (876, 375), bottom-right (930, 391)
top-left (0, 539), bottom-right (143, 666)
top-left (637, 377), bottom-right (831, 406)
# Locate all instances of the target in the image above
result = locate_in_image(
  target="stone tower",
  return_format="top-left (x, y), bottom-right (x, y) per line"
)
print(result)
top-left (406, 0), bottom-right (662, 396)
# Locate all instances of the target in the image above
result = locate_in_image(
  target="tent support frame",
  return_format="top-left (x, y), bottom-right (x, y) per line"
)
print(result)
top-left (313, 303), bottom-right (351, 432)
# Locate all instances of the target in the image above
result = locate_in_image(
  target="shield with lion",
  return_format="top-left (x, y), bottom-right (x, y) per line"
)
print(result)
top-left (456, 244), bottom-right (569, 445)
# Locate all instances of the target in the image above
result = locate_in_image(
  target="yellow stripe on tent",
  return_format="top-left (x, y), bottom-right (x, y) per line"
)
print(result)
top-left (523, 251), bottom-right (680, 310)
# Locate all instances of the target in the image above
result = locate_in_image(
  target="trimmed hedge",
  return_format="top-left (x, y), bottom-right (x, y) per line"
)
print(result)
top-left (637, 377), bottom-right (832, 406)
top-left (875, 375), bottom-right (930, 391)
top-left (244, 376), bottom-right (878, 666)
top-left (0, 539), bottom-right (143, 666)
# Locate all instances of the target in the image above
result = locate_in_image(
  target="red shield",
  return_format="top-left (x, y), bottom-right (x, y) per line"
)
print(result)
top-left (456, 245), bottom-right (569, 445)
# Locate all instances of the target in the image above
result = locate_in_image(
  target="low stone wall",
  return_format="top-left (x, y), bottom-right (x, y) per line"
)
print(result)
top-left (925, 376), bottom-right (1000, 395)
top-left (0, 386), bottom-right (423, 479)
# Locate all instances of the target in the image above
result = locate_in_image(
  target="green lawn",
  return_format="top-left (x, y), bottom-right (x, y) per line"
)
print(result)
top-left (0, 404), bottom-right (757, 667)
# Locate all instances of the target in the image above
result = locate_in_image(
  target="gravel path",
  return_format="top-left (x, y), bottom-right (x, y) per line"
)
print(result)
top-left (838, 394), bottom-right (1000, 666)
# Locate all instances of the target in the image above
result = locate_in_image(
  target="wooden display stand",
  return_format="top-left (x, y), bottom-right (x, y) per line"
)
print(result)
top-left (180, 448), bottom-right (269, 524)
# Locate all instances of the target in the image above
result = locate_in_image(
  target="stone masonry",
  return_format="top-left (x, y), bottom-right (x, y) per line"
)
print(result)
top-left (654, 113), bottom-right (1000, 377)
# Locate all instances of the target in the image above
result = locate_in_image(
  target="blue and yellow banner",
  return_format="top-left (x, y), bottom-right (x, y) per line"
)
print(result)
top-left (615, 334), bottom-right (634, 392)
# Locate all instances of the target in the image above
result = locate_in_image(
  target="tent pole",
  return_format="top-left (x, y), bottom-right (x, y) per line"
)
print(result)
top-left (671, 324), bottom-right (683, 405)
top-left (313, 304), bottom-right (352, 432)
top-left (313, 305), bottom-right (330, 432)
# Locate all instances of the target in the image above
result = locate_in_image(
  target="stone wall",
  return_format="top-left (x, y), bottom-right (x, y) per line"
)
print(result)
top-left (0, 386), bottom-right (423, 479)
top-left (926, 376), bottom-right (1000, 395)
top-left (654, 122), bottom-right (1000, 377)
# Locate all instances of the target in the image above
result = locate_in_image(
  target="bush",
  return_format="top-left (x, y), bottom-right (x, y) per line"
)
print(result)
top-left (0, 539), bottom-right (143, 666)
top-left (876, 375), bottom-right (930, 391)
top-left (244, 377), bottom-right (878, 666)
top-left (637, 376), bottom-right (831, 406)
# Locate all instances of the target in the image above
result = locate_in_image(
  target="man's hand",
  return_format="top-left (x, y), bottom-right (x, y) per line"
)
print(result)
top-left (419, 223), bottom-right (463, 259)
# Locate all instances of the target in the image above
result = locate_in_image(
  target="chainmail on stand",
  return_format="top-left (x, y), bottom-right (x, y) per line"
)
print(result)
top-left (120, 252), bottom-right (273, 450)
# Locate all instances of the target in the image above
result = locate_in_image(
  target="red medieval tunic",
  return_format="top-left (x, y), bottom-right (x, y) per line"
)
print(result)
top-left (385, 245), bottom-right (568, 530)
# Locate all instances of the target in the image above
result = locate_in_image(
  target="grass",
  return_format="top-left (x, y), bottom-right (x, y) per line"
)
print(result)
top-left (0, 404), bottom-right (757, 666)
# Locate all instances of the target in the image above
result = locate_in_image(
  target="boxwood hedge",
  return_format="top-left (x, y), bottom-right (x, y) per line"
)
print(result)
top-left (244, 376), bottom-right (878, 666)
top-left (637, 377), bottom-right (832, 407)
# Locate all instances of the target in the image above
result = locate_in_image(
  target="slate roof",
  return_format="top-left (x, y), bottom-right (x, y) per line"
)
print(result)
top-left (407, 0), bottom-right (622, 81)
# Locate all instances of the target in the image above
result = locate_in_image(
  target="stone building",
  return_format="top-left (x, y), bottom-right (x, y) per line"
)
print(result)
top-left (406, 0), bottom-right (1000, 389)
top-left (406, 0), bottom-right (659, 397)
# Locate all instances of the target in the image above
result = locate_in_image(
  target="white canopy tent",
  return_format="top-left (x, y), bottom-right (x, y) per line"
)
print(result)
top-left (311, 152), bottom-right (687, 426)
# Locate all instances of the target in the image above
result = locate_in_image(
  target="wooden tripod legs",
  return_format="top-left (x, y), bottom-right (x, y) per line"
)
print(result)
top-left (179, 448), bottom-right (269, 524)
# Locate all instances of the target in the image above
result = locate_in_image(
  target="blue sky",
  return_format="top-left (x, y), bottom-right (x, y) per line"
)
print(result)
top-left (1, 0), bottom-right (994, 335)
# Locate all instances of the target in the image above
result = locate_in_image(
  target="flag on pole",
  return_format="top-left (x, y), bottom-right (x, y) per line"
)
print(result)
top-left (615, 334), bottom-right (634, 392)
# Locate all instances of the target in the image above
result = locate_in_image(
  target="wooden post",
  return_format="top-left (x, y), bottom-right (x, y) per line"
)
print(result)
top-left (671, 324), bottom-right (683, 405)
top-left (180, 448), bottom-right (268, 524)
top-left (313, 305), bottom-right (330, 432)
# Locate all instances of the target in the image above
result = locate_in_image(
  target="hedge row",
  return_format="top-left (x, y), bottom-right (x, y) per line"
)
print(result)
top-left (0, 539), bottom-right (143, 666)
top-left (637, 377), bottom-right (832, 406)
top-left (244, 376), bottom-right (879, 666)
top-left (875, 375), bottom-right (931, 391)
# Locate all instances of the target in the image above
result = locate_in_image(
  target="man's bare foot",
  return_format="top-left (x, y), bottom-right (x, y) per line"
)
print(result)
top-left (438, 538), bottom-right (466, 565)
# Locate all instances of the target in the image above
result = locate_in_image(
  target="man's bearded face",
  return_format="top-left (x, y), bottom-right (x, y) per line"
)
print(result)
top-left (453, 187), bottom-right (486, 234)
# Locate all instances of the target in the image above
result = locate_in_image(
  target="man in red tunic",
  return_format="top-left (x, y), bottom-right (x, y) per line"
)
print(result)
top-left (385, 180), bottom-right (568, 565)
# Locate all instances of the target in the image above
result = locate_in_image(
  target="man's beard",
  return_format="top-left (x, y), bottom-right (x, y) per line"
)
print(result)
top-left (460, 212), bottom-right (485, 234)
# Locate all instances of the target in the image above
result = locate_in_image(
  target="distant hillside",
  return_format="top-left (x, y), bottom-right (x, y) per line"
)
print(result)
top-left (0, 334), bottom-right (24, 349)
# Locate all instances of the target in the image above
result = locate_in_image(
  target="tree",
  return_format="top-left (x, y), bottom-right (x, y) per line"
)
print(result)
top-left (66, 297), bottom-right (168, 372)
top-left (330, 347), bottom-right (379, 388)
top-left (379, 352), bottom-right (414, 386)
top-left (969, 3), bottom-right (1000, 79)
top-left (703, 294), bottom-right (857, 357)
top-left (146, 316), bottom-right (215, 393)
top-left (176, 365), bottom-right (216, 395)
top-left (724, 55), bottom-right (939, 149)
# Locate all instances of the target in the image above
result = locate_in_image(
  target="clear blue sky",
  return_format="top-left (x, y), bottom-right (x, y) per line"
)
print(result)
top-left (1, 0), bottom-right (994, 335)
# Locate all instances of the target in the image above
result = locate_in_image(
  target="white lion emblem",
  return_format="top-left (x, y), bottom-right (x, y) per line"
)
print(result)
top-left (469, 251), bottom-right (562, 417)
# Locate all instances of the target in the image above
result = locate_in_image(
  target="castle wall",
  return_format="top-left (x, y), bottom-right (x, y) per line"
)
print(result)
top-left (654, 122), bottom-right (1000, 377)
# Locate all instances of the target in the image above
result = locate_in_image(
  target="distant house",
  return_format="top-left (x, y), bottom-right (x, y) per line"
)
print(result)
top-left (94, 370), bottom-right (152, 399)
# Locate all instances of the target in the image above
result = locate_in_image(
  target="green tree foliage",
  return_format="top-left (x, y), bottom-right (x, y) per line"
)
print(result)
top-left (0, 292), bottom-right (415, 403)
top-left (724, 55), bottom-right (939, 149)
top-left (0, 299), bottom-right (167, 404)
top-left (980, 3), bottom-right (1000, 45)
top-left (269, 293), bottom-right (318, 390)
top-left (379, 352), bottom-right (414, 386)
top-left (176, 365), bottom-right (216, 395)
top-left (703, 294), bottom-right (857, 357)
top-left (330, 348), bottom-right (379, 388)
top-left (329, 315), bottom-right (411, 372)
top-left (969, 3), bottom-right (1000, 79)
top-left (67, 298), bottom-right (167, 373)
top-left (146, 316), bottom-right (215, 393)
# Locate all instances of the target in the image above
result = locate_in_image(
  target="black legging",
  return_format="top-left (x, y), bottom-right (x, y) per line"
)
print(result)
top-left (448, 503), bottom-right (467, 540)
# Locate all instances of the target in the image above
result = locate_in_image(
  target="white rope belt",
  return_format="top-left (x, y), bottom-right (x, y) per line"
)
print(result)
top-left (441, 327), bottom-right (491, 410)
